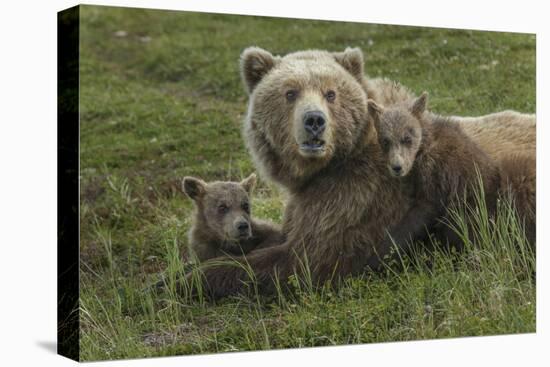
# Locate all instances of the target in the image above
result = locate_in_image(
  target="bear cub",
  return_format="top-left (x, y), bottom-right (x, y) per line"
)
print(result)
top-left (367, 92), bottom-right (500, 254)
top-left (183, 173), bottom-right (283, 262)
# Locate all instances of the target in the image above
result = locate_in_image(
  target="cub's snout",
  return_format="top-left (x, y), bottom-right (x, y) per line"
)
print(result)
top-left (235, 219), bottom-right (252, 239)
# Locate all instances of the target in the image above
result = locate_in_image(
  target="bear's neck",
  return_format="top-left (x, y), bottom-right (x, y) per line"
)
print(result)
top-left (417, 112), bottom-right (451, 157)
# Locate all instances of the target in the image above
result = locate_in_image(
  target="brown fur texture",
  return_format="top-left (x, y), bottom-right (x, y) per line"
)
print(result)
top-left (498, 154), bottom-right (536, 244)
top-left (453, 111), bottom-right (536, 164)
top-left (368, 93), bottom-right (501, 254)
top-left (191, 48), bottom-right (413, 298)
top-left (453, 110), bottom-right (536, 245)
top-left (183, 174), bottom-right (284, 262)
top-left (363, 81), bottom-right (537, 165)
top-left (458, 111), bottom-right (537, 245)
top-left (239, 47), bottom-right (393, 191)
top-left (188, 47), bottom-right (536, 299)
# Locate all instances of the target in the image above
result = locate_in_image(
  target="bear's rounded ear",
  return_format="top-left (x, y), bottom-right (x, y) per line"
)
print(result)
top-left (411, 92), bottom-right (428, 118)
top-left (240, 173), bottom-right (257, 195)
top-left (367, 99), bottom-right (383, 124)
top-left (182, 176), bottom-right (207, 201)
top-left (333, 47), bottom-right (364, 82)
top-left (240, 47), bottom-right (279, 94)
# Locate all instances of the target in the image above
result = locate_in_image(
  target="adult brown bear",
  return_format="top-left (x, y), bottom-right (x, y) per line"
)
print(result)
top-left (188, 47), bottom-right (535, 299)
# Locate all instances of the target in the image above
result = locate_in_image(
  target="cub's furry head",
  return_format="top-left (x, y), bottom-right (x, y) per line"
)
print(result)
top-left (182, 174), bottom-right (257, 242)
top-left (240, 47), bottom-right (371, 186)
top-left (368, 93), bottom-right (428, 177)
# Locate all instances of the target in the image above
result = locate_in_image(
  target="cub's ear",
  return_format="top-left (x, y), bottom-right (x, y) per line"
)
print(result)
top-left (411, 92), bottom-right (428, 118)
top-left (333, 47), bottom-right (364, 82)
top-left (367, 99), bottom-right (383, 125)
top-left (240, 173), bottom-right (257, 195)
top-left (182, 176), bottom-right (207, 201)
top-left (240, 47), bottom-right (279, 94)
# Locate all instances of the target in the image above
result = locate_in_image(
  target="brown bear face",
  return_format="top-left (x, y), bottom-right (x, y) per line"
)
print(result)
top-left (183, 174), bottom-right (257, 243)
top-left (367, 93), bottom-right (428, 177)
top-left (241, 48), bottom-right (370, 181)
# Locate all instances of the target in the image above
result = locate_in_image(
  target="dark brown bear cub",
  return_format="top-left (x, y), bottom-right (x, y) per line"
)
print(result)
top-left (367, 93), bottom-right (500, 254)
top-left (183, 174), bottom-right (283, 262)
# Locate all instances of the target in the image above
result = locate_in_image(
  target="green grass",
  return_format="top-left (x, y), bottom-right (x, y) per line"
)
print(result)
top-left (78, 5), bottom-right (536, 361)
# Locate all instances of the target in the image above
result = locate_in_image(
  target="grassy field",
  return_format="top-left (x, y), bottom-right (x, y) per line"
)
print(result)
top-left (78, 5), bottom-right (536, 361)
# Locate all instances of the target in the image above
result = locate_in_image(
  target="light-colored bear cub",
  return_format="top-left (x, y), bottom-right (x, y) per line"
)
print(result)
top-left (368, 92), bottom-right (535, 254)
top-left (368, 92), bottom-right (500, 253)
top-left (183, 173), bottom-right (283, 262)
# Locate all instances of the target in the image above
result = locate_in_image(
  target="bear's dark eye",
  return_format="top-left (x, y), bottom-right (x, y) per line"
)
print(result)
top-left (218, 204), bottom-right (229, 214)
top-left (325, 90), bottom-right (336, 102)
top-left (285, 89), bottom-right (298, 102)
top-left (381, 138), bottom-right (391, 151)
top-left (401, 136), bottom-right (412, 145)
top-left (242, 202), bottom-right (250, 213)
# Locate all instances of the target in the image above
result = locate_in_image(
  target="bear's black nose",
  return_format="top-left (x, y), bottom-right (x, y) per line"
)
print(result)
top-left (237, 221), bottom-right (250, 234)
top-left (392, 165), bottom-right (402, 174)
top-left (303, 111), bottom-right (326, 137)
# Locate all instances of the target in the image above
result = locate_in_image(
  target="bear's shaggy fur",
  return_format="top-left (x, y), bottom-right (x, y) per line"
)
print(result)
top-left (453, 111), bottom-right (536, 161)
top-left (369, 95), bottom-right (536, 251)
top-left (499, 154), bottom-right (536, 244)
top-left (183, 174), bottom-right (283, 262)
top-left (191, 48), bottom-right (417, 298)
top-left (367, 93), bottom-right (501, 254)
top-left (189, 47), bottom-right (536, 299)
top-left (453, 110), bottom-right (536, 245)
top-left (451, 110), bottom-right (536, 245)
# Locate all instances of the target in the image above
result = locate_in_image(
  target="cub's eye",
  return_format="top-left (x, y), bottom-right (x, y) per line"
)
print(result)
top-left (401, 136), bottom-right (413, 145)
top-left (381, 138), bottom-right (391, 150)
top-left (325, 90), bottom-right (336, 102)
top-left (242, 202), bottom-right (250, 213)
top-left (218, 204), bottom-right (229, 214)
top-left (285, 89), bottom-right (298, 102)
